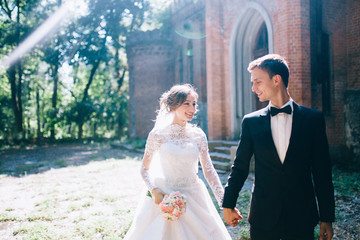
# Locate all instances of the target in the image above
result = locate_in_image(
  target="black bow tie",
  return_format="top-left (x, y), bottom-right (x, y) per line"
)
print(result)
top-left (270, 105), bottom-right (292, 116)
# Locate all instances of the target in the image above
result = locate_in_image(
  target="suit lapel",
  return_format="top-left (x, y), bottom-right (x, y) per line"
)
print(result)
top-left (259, 107), bottom-right (283, 166)
top-left (283, 102), bottom-right (304, 164)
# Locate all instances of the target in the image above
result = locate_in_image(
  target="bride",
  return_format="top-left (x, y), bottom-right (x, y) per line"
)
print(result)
top-left (124, 84), bottom-right (231, 240)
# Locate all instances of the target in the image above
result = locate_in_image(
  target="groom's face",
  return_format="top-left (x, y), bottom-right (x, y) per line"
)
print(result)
top-left (250, 67), bottom-right (277, 102)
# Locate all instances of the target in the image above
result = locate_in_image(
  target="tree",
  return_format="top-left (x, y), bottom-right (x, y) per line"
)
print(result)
top-left (0, 0), bottom-right (149, 143)
top-left (39, 0), bottom-right (67, 140)
top-left (0, 0), bottom-right (40, 142)
top-left (66, 0), bottom-right (147, 139)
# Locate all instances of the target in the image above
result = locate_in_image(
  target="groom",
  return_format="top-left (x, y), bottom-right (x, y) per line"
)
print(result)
top-left (222, 54), bottom-right (335, 240)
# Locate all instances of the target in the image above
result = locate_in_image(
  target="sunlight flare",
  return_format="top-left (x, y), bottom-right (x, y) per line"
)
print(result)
top-left (0, 0), bottom-right (88, 70)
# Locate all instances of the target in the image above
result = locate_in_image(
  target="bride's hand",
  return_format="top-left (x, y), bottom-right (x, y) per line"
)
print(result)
top-left (152, 188), bottom-right (166, 204)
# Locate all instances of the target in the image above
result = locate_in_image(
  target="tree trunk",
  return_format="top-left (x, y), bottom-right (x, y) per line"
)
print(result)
top-left (77, 61), bottom-right (100, 139)
top-left (6, 0), bottom-right (24, 142)
top-left (82, 60), bottom-right (100, 102)
top-left (93, 121), bottom-right (97, 139)
top-left (114, 45), bottom-right (126, 91)
top-left (78, 122), bottom-right (83, 140)
top-left (7, 65), bottom-right (23, 140)
top-left (36, 88), bottom-right (41, 140)
top-left (49, 0), bottom-right (62, 140)
top-left (17, 62), bottom-right (24, 139)
top-left (50, 63), bottom-right (59, 140)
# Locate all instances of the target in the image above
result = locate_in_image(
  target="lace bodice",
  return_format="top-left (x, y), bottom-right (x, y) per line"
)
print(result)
top-left (140, 124), bottom-right (224, 206)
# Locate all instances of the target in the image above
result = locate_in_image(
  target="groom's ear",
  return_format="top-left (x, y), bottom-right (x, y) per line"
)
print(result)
top-left (273, 74), bottom-right (283, 87)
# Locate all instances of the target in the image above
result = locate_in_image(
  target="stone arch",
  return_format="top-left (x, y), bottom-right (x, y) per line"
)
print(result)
top-left (229, 2), bottom-right (274, 138)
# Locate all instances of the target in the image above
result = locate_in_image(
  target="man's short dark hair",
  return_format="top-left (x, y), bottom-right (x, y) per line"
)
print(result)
top-left (247, 54), bottom-right (290, 88)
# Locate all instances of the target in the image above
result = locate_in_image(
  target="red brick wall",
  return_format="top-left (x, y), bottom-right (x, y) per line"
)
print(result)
top-left (266, 0), bottom-right (311, 107)
top-left (126, 0), bottom-right (358, 162)
top-left (127, 32), bottom-right (174, 138)
top-left (205, 0), bottom-right (357, 150)
top-left (347, 0), bottom-right (360, 89)
top-left (343, 0), bottom-right (360, 161)
top-left (205, 0), bottom-right (227, 139)
top-left (171, 0), bottom-right (208, 132)
top-left (320, 0), bottom-right (347, 146)
top-left (127, 0), bottom-right (358, 158)
top-left (206, 0), bottom-right (313, 139)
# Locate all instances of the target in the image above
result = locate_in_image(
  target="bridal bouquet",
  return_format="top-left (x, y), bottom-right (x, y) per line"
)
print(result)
top-left (159, 191), bottom-right (187, 221)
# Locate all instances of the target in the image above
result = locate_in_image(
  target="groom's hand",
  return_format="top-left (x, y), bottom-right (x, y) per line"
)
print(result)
top-left (319, 222), bottom-right (333, 240)
top-left (223, 207), bottom-right (243, 227)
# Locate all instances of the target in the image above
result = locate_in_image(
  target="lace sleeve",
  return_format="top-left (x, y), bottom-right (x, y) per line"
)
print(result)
top-left (140, 130), bottom-right (161, 191)
top-left (198, 130), bottom-right (224, 207)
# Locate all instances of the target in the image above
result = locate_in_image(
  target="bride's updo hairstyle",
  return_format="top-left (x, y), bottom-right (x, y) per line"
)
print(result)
top-left (159, 84), bottom-right (198, 112)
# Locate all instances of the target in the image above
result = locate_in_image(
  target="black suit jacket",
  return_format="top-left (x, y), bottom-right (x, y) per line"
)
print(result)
top-left (222, 102), bottom-right (335, 232)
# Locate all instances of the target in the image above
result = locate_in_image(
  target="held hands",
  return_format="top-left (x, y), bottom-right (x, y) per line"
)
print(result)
top-left (152, 187), bottom-right (166, 204)
top-left (223, 207), bottom-right (243, 227)
top-left (319, 222), bottom-right (333, 240)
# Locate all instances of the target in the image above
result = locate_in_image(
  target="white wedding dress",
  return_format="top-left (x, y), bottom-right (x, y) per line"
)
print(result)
top-left (124, 124), bottom-right (231, 240)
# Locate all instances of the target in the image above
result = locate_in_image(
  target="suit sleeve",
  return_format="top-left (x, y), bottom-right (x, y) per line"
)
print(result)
top-left (311, 112), bottom-right (335, 222)
top-left (222, 117), bottom-right (254, 209)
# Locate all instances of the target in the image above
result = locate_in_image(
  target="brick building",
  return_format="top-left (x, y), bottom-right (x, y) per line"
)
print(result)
top-left (127, 0), bottom-right (360, 164)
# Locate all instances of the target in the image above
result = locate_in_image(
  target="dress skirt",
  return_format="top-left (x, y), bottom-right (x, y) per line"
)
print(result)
top-left (123, 177), bottom-right (231, 240)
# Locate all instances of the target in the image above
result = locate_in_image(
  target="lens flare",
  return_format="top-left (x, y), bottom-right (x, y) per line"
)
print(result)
top-left (174, 20), bottom-right (206, 40)
top-left (0, 1), bottom-right (88, 69)
top-left (174, 29), bottom-right (206, 40)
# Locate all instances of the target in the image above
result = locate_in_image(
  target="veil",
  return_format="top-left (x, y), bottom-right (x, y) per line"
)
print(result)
top-left (153, 102), bottom-right (175, 131)
top-left (148, 102), bottom-right (174, 192)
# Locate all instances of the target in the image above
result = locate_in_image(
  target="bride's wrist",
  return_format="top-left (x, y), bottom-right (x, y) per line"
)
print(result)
top-left (151, 187), bottom-right (159, 194)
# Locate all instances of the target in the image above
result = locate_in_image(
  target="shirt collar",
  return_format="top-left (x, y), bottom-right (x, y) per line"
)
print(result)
top-left (269, 98), bottom-right (294, 111)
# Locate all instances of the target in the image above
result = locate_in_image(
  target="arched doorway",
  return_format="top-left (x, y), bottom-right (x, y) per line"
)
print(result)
top-left (230, 2), bottom-right (274, 138)
top-left (253, 22), bottom-right (270, 110)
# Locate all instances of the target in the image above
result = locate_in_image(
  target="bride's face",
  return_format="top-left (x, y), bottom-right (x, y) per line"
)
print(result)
top-left (173, 94), bottom-right (197, 124)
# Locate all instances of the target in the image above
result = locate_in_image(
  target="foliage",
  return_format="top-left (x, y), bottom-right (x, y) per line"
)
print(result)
top-left (0, 0), bottom-right (148, 144)
top-left (332, 167), bottom-right (360, 197)
top-left (141, 0), bottom-right (171, 31)
top-left (122, 137), bottom-right (146, 149)
top-left (235, 190), bottom-right (251, 238)
top-left (0, 70), bottom-right (13, 142)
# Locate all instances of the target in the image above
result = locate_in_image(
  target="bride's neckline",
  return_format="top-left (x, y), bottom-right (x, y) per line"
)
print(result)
top-left (168, 123), bottom-right (189, 138)
top-left (170, 122), bottom-right (195, 129)
top-left (170, 123), bottom-right (186, 127)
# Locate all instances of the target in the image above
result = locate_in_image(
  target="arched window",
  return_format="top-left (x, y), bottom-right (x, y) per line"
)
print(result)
top-left (310, 0), bottom-right (331, 115)
top-left (253, 22), bottom-right (268, 59)
top-left (253, 22), bottom-right (269, 110)
top-left (229, 2), bottom-right (274, 138)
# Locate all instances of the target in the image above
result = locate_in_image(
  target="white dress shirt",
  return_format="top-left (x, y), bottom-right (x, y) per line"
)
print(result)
top-left (269, 100), bottom-right (293, 163)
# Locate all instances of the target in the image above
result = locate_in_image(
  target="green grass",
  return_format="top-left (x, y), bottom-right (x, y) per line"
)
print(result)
top-left (0, 157), bottom-right (143, 239)
top-left (54, 159), bottom-right (67, 168)
top-left (0, 212), bottom-right (21, 222)
top-left (1, 144), bottom-right (358, 240)
top-left (122, 138), bottom-right (146, 149)
top-left (15, 162), bottom-right (46, 175)
top-left (13, 223), bottom-right (53, 240)
top-left (238, 228), bottom-right (251, 240)
top-left (332, 167), bottom-right (360, 197)
top-left (235, 190), bottom-right (251, 236)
